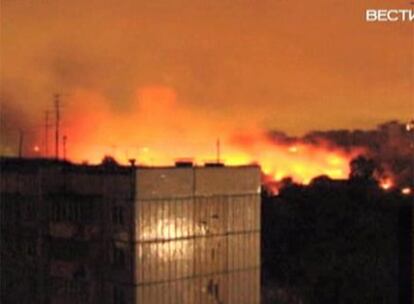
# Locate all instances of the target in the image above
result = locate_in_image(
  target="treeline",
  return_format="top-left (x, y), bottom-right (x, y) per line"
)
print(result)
top-left (261, 174), bottom-right (412, 304)
top-left (269, 120), bottom-right (414, 187)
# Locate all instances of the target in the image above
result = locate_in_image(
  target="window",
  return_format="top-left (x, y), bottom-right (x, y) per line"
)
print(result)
top-left (50, 200), bottom-right (95, 223)
top-left (113, 285), bottom-right (126, 304)
top-left (50, 276), bottom-right (89, 301)
top-left (112, 206), bottom-right (124, 225)
top-left (24, 238), bottom-right (37, 257)
top-left (113, 246), bottom-right (126, 269)
top-left (14, 201), bottom-right (21, 223)
top-left (23, 199), bottom-right (35, 221)
top-left (0, 195), bottom-right (27, 224)
top-left (207, 279), bottom-right (220, 301)
top-left (50, 238), bottom-right (88, 260)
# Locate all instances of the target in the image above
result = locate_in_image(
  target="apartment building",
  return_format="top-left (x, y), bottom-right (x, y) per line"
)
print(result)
top-left (0, 157), bottom-right (261, 304)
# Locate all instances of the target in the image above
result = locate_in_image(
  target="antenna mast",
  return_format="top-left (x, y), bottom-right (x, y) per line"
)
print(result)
top-left (216, 138), bottom-right (221, 163)
top-left (44, 110), bottom-right (49, 157)
top-left (54, 94), bottom-right (60, 159)
top-left (63, 135), bottom-right (67, 160)
top-left (18, 130), bottom-right (24, 158)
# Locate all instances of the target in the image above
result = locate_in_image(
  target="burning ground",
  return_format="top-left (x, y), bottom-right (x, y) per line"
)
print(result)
top-left (2, 1), bottom-right (412, 192)
top-left (18, 86), bottom-right (366, 186)
top-left (5, 85), bottom-right (412, 193)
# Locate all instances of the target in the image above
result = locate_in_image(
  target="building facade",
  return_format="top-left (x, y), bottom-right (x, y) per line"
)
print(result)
top-left (0, 158), bottom-right (261, 304)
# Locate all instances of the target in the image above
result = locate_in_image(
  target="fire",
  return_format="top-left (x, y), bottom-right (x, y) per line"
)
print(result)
top-left (379, 178), bottom-right (393, 190)
top-left (41, 85), bottom-right (362, 188)
top-left (288, 146), bottom-right (298, 153)
top-left (228, 132), bottom-right (358, 186)
top-left (401, 187), bottom-right (411, 195)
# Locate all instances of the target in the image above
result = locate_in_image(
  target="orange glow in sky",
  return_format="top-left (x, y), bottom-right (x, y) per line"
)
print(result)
top-left (1, 0), bottom-right (412, 135)
top-left (1, 1), bottom-right (411, 185)
top-left (45, 85), bottom-right (363, 185)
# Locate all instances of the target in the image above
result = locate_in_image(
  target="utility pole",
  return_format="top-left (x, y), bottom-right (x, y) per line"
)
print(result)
top-left (54, 94), bottom-right (60, 159)
top-left (216, 138), bottom-right (221, 163)
top-left (18, 129), bottom-right (24, 158)
top-left (44, 110), bottom-right (50, 157)
top-left (63, 135), bottom-right (67, 160)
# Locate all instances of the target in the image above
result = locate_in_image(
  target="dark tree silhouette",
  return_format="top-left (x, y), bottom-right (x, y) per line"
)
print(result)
top-left (261, 169), bottom-right (411, 304)
top-left (349, 155), bottom-right (376, 181)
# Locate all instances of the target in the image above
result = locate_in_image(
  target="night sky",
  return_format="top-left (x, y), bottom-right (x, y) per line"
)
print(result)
top-left (1, 0), bottom-right (413, 139)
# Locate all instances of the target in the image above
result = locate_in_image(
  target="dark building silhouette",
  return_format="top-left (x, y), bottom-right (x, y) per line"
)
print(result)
top-left (0, 157), bottom-right (261, 304)
top-left (398, 202), bottom-right (413, 304)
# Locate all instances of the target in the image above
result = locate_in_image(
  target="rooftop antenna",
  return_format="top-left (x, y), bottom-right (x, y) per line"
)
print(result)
top-left (216, 138), bottom-right (221, 163)
top-left (62, 135), bottom-right (67, 160)
top-left (54, 94), bottom-right (60, 159)
top-left (128, 158), bottom-right (136, 167)
top-left (18, 129), bottom-right (24, 158)
top-left (44, 110), bottom-right (50, 158)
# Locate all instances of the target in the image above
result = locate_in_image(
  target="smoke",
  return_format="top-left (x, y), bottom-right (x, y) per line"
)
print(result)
top-left (1, 1), bottom-right (412, 188)
top-left (56, 85), bottom-right (258, 163)
top-left (2, 0), bottom-right (412, 138)
top-left (1, 82), bottom-right (360, 187)
top-left (1, 77), bottom-right (410, 189)
top-left (16, 84), bottom-right (360, 192)
top-left (0, 91), bottom-right (38, 156)
top-left (301, 121), bottom-right (414, 187)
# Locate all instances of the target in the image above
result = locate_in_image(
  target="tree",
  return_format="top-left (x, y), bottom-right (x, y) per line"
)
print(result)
top-left (349, 155), bottom-right (376, 181)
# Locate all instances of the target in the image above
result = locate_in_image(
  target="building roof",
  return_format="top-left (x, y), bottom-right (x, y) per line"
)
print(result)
top-left (0, 156), bottom-right (260, 174)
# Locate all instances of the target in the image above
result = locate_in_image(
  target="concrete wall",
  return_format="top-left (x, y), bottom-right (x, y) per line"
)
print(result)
top-left (131, 166), bottom-right (261, 304)
top-left (1, 160), bottom-right (261, 304)
top-left (0, 160), bottom-right (136, 304)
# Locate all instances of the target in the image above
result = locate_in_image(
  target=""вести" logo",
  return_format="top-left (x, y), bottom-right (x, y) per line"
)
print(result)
top-left (366, 9), bottom-right (414, 22)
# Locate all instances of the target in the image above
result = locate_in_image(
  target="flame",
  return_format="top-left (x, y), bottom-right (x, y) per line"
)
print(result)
top-left (401, 187), bottom-right (411, 195)
top-left (288, 146), bottom-right (298, 153)
top-left (228, 131), bottom-right (360, 186)
top-left (44, 86), bottom-right (363, 188)
top-left (379, 178), bottom-right (394, 190)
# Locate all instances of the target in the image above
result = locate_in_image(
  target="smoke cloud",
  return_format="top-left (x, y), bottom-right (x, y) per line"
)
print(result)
top-left (1, 1), bottom-right (412, 186)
